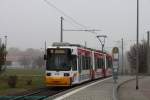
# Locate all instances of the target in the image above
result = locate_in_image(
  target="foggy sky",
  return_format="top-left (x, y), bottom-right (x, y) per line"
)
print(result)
top-left (0, 0), bottom-right (150, 52)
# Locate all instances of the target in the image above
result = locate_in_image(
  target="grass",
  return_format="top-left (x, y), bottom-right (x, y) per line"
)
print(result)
top-left (1, 68), bottom-right (44, 76)
top-left (0, 68), bottom-right (45, 95)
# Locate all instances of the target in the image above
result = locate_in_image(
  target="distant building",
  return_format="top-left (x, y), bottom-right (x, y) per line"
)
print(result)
top-left (6, 55), bottom-right (24, 68)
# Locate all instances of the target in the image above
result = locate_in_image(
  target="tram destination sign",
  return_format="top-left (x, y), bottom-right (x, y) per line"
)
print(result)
top-left (47, 48), bottom-right (72, 55)
top-left (54, 50), bottom-right (66, 54)
top-left (47, 49), bottom-right (66, 54)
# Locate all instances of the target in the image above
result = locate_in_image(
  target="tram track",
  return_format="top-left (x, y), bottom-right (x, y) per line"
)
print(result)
top-left (11, 87), bottom-right (68, 100)
top-left (0, 77), bottom-right (111, 100)
top-left (0, 87), bottom-right (67, 100)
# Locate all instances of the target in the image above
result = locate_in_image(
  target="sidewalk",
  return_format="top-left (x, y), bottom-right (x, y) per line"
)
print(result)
top-left (118, 76), bottom-right (150, 100)
top-left (49, 76), bottom-right (133, 100)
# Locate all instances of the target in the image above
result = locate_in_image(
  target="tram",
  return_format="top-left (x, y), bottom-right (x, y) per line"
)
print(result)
top-left (44, 42), bottom-right (112, 86)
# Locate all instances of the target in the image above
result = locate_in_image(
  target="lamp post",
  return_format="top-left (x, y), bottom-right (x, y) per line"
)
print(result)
top-left (147, 31), bottom-right (150, 74)
top-left (60, 16), bottom-right (64, 42)
top-left (136, 0), bottom-right (139, 90)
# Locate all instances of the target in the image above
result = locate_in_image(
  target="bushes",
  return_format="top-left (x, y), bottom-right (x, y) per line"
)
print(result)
top-left (7, 75), bottom-right (33, 88)
top-left (26, 77), bottom-right (32, 85)
top-left (7, 75), bottom-right (18, 88)
top-left (6, 75), bottom-right (43, 88)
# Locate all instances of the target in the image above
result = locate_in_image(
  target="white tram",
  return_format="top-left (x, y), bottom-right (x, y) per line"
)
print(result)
top-left (44, 42), bottom-right (112, 87)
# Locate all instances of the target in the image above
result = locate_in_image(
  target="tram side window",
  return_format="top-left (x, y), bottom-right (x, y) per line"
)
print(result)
top-left (78, 55), bottom-right (82, 73)
top-left (110, 60), bottom-right (113, 68)
top-left (98, 58), bottom-right (103, 68)
top-left (97, 59), bottom-right (99, 68)
top-left (85, 57), bottom-right (88, 69)
top-left (97, 58), bottom-right (99, 68)
top-left (85, 57), bottom-right (91, 69)
top-left (106, 58), bottom-right (111, 68)
top-left (94, 57), bottom-right (98, 69)
top-left (82, 56), bottom-right (91, 70)
top-left (100, 58), bottom-right (102, 68)
top-left (72, 55), bottom-right (77, 70)
top-left (106, 58), bottom-right (109, 68)
top-left (88, 57), bottom-right (91, 69)
top-left (107, 58), bottom-right (109, 68)
top-left (108, 58), bottom-right (112, 68)
top-left (97, 58), bottom-right (101, 68)
top-left (100, 58), bottom-right (103, 68)
top-left (101, 59), bottom-right (103, 68)
top-left (82, 56), bottom-right (86, 70)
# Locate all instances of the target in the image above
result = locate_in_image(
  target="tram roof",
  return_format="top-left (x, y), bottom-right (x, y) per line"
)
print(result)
top-left (47, 42), bottom-right (110, 54)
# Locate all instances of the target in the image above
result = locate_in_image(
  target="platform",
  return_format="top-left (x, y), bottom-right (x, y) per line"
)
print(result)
top-left (118, 76), bottom-right (150, 100)
top-left (44, 76), bottom-right (134, 100)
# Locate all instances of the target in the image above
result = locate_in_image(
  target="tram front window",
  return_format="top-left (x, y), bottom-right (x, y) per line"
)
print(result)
top-left (46, 54), bottom-right (71, 71)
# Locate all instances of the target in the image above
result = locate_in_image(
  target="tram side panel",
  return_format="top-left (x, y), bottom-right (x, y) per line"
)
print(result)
top-left (77, 48), bottom-right (93, 84)
top-left (105, 54), bottom-right (113, 77)
top-left (93, 52), bottom-right (104, 79)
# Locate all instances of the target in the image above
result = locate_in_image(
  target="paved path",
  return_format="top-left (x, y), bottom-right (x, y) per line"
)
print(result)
top-left (118, 76), bottom-right (150, 100)
top-left (51, 76), bottom-right (133, 100)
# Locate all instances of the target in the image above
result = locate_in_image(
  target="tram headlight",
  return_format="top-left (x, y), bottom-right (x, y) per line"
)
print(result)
top-left (47, 73), bottom-right (51, 76)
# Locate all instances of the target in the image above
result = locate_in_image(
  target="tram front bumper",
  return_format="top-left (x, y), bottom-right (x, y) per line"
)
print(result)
top-left (45, 76), bottom-right (71, 86)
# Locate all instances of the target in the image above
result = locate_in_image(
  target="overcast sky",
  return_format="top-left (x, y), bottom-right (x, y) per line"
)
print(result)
top-left (0, 0), bottom-right (150, 52)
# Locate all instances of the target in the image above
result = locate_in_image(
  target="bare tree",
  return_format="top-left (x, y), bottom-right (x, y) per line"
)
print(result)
top-left (0, 44), bottom-right (7, 73)
top-left (127, 40), bottom-right (148, 73)
top-left (33, 56), bottom-right (44, 68)
top-left (16, 48), bottom-right (43, 68)
top-left (18, 56), bottom-right (31, 68)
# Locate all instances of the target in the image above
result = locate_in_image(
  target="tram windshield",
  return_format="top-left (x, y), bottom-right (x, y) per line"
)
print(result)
top-left (46, 48), bottom-right (72, 71)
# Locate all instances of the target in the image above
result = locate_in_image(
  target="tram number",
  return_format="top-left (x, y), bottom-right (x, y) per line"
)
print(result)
top-left (55, 72), bottom-right (59, 75)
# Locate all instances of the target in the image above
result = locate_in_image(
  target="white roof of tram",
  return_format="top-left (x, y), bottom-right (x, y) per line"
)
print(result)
top-left (47, 42), bottom-right (86, 49)
top-left (47, 42), bottom-right (110, 55)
